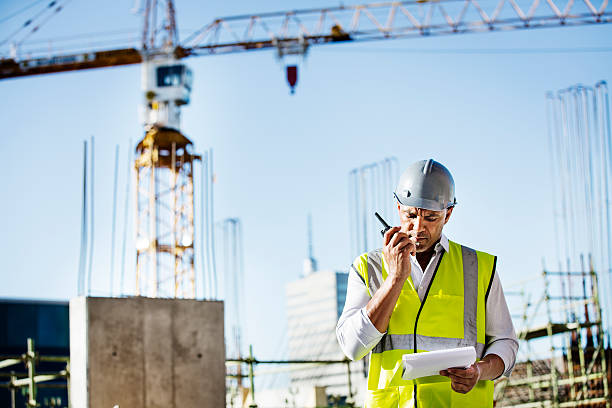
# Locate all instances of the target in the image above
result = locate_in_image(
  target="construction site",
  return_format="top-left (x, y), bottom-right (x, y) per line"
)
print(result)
top-left (1, 0), bottom-right (611, 407)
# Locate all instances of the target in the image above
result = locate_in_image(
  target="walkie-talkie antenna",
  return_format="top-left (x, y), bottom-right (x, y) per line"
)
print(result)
top-left (375, 212), bottom-right (391, 237)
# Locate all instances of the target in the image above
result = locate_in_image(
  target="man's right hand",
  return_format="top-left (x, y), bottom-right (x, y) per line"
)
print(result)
top-left (366, 226), bottom-right (417, 332)
top-left (382, 226), bottom-right (416, 282)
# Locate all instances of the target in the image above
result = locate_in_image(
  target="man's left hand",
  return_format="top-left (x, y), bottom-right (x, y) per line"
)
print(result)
top-left (439, 363), bottom-right (481, 394)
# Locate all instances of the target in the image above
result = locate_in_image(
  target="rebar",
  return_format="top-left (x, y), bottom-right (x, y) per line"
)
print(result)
top-left (110, 144), bottom-right (119, 296)
top-left (86, 135), bottom-right (95, 296)
top-left (248, 344), bottom-right (257, 408)
top-left (120, 138), bottom-right (132, 296)
top-left (77, 140), bottom-right (87, 296)
top-left (549, 83), bottom-right (612, 337)
top-left (348, 157), bottom-right (399, 259)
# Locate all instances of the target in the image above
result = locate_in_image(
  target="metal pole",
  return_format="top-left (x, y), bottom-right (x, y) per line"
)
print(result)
top-left (345, 358), bottom-right (354, 403)
top-left (201, 151), bottom-right (209, 298)
top-left (546, 93), bottom-right (563, 267)
top-left (577, 255), bottom-right (589, 399)
top-left (209, 149), bottom-right (218, 299)
top-left (26, 338), bottom-right (37, 408)
top-left (110, 144), bottom-right (120, 296)
top-left (151, 144), bottom-right (158, 296)
top-left (171, 142), bottom-right (178, 297)
top-left (77, 140), bottom-right (88, 296)
top-left (359, 169), bottom-right (368, 253)
top-left (66, 360), bottom-right (71, 408)
top-left (120, 138), bottom-right (132, 296)
top-left (351, 169), bottom-right (360, 257)
top-left (590, 260), bottom-right (610, 407)
top-left (10, 371), bottom-right (15, 408)
top-left (595, 81), bottom-right (612, 337)
top-left (135, 159), bottom-right (142, 296)
top-left (87, 136), bottom-right (95, 296)
top-left (348, 170), bottom-right (356, 258)
top-left (543, 270), bottom-right (560, 407)
top-left (248, 344), bottom-right (257, 408)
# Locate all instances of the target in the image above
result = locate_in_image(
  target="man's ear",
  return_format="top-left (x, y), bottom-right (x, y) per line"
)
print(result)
top-left (444, 206), bottom-right (454, 224)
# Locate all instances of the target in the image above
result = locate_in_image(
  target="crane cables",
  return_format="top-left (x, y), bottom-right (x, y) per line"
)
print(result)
top-left (0, 0), bottom-right (45, 25)
top-left (7, 29), bottom-right (140, 56)
top-left (0, 0), bottom-right (72, 49)
top-left (1, 0), bottom-right (138, 60)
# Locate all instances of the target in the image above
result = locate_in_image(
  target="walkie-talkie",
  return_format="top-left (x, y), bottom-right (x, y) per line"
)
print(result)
top-left (375, 212), bottom-right (392, 237)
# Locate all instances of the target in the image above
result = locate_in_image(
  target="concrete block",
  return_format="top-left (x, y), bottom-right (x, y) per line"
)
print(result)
top-left (70, 297), bottom-right (225, 408)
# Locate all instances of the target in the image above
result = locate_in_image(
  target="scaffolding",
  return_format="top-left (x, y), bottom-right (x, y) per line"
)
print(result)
top-left (0, 339), bottom-right (69, 408)
top-left (495, 258), bottom-right (610, 407)
top-left (227, 344), bottom-right (358, 408)
top-left (494, 80), bottom-right (612, 407)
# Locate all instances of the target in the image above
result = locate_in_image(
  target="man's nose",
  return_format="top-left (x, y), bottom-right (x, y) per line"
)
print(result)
top-left (412, 216), bottom-right (426, 233)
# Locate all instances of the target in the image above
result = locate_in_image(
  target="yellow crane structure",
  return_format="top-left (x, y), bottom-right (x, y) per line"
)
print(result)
top-left (0, 0), bottom-right (610, 299)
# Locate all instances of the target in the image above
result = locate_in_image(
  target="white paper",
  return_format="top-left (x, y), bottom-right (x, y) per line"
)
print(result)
top-left (401, 346), bottom-right (476, 380)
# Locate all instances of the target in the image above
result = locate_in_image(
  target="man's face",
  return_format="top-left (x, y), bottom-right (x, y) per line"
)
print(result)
top-left (397, 205), bottom-right (454, 253)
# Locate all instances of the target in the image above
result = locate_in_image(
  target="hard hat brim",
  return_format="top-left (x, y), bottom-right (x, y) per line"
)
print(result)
top-left (394, 192), bottom-right (453, 212)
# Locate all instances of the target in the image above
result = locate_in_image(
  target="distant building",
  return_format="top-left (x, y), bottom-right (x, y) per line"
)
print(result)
top-left (285, 219), bottom-right (366, 403)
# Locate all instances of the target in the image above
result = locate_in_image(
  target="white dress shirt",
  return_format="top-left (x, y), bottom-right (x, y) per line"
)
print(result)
top-left (336, 234), bottom-right (518, 378)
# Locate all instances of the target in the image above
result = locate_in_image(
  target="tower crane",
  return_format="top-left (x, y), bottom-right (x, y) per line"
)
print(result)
top-left (0, 0), bottom-right (609, 299)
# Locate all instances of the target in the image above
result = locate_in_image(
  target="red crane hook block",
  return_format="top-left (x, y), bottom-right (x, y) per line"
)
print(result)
top-left (286, 65), bottom-right (298, 94)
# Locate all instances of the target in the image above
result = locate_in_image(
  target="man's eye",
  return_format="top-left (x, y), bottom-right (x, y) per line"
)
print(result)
top-left (425, 217), bottom-right (438, 221)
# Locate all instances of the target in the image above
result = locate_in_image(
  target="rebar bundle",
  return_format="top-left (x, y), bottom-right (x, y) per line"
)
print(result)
top-left (348, 157), bottom-right (399, 258)
top-left (496, 81), bottom-right (612, 408)
top-left (546, 81), bottom-right (612, 337)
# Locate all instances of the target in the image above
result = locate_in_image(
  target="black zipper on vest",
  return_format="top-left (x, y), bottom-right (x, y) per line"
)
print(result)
top-left (412, 253), bottom-right (445, 408)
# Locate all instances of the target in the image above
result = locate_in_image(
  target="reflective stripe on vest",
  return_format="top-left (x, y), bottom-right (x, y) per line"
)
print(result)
top-left (372, 334), bottom-right (486, 357)
top-left (354, 240), bottom-right (496, 408)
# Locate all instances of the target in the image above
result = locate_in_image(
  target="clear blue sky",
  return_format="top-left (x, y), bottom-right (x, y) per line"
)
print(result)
top-left (1, 0), bottom-right (612, 367)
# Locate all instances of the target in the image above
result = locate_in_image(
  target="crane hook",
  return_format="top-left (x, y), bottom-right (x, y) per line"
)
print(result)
top-left (286, 65), bottom-right (298, 95)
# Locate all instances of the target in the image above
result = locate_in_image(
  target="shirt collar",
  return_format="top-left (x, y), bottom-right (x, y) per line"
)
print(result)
top-left (408, 233), bottom-right (449, 267)
top-left (436, 233), bottom-right (449, 253)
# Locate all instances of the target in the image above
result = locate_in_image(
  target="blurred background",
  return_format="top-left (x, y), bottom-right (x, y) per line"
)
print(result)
top-left (1, 0), bottom-right (611, 407)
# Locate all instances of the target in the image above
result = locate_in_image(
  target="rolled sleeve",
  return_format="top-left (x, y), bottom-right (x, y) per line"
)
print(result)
top-left (484, 271), bottom-right (519, 378)
top-left (336, 267), bottom-right (384, 360)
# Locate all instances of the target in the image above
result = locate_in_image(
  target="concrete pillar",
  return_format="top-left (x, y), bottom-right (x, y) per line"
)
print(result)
top-left (69, 297), bottom-right (225, 408)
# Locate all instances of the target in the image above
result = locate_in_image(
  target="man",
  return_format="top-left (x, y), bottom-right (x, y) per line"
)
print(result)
top-left (336, 159), bottom-right (518, 407)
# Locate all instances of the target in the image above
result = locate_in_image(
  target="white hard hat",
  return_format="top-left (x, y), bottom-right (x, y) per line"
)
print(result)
top-left (394, 159), bottom-right (456, 211)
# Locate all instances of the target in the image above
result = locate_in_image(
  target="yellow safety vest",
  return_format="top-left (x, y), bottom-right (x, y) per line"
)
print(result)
top-left (354, 240), bottom-right (496, 408)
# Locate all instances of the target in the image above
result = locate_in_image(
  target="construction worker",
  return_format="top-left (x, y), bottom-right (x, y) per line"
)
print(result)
top-left (336, 159), bottom-right (518, 407)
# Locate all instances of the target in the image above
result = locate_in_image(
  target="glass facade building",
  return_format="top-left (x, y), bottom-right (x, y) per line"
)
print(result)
top-left (0, 299), bottom-right (69, 408)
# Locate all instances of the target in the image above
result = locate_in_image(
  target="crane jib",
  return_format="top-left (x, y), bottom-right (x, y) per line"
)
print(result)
top-left (0, 0), bottom-right (611, 81)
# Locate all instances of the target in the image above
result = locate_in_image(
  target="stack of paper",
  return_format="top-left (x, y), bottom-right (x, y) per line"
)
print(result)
top-left (402, 346), bottom-right (476, 380)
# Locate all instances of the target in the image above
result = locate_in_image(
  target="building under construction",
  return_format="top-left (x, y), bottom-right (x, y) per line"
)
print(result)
top-left (493, 81), bottom-right (612, 407)
top-left (495, 264), bottom-right (610, 407)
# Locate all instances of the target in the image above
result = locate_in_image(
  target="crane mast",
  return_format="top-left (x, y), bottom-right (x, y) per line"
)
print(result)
top-left (135, 0), bottom-right (199, 298)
